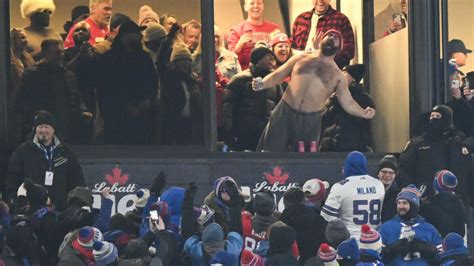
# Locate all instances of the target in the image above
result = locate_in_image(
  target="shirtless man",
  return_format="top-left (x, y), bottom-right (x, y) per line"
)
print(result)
top-left (253, 30), bottom-right (375, 152)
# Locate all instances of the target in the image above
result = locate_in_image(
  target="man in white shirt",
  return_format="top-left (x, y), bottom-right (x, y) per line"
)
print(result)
top-left (321, 151), bottom-right (385, 237)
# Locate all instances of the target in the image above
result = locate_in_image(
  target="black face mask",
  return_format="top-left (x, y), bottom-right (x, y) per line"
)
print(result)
top-left (399, 201), bottom-right (419, 222)
top-left (321, 39), bottom-right (339, 56)
top-left (429, 118), bottom-right (449, 137)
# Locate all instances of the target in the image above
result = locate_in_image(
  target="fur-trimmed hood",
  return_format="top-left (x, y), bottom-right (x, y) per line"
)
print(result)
top-left (21, 0), bottom-right (56, 19)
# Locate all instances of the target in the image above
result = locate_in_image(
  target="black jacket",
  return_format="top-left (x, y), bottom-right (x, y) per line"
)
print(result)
top-left (398, 130), bottom-right (473, 206)
top-left (13, 61), bottom-right (87, 142)
top-left (320, 83), bottom-right (375, 152)
top-left (419, 192), bottom-right (468, 238)
top-left (381, 182), bottom-right (400, 223)
top-left (6, 137), bottom-right (85, 211)
top-left (280, 204), bottom-right (327, 263)
top-left (222, 67), bottom-right (283, 135)
top-left (448, 98), bottom-right (474, 138)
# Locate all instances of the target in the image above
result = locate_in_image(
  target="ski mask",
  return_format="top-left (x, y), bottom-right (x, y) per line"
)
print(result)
top-left (429, 105), bottom-right (453, 137)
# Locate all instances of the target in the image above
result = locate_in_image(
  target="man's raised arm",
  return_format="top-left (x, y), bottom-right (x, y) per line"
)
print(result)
top-left (252, 54), bottom-right (305, 91)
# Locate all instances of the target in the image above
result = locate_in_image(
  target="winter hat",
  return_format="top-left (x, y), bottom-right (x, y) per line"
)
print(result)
top-left (134, 188), bottom-right (150, 208)
top-left (213, 176), bottom-right (240, 198)
top-left (143, 22), bottom-right (166, 42)
top-left (337, 238), bottom-right (360, 261)
top-left (359, 224), bottom-right (382, 253)
top-left (325, 219), bottom-right (350, 248)
top-left (241, 249), bottom-right (265, 266)
top-left (67, 187), bottom-right (93, 207)
top-left (193, 204), bottom-right (215, 226)
top-left (442, 233), bottom-right (468, 257)
top-left (77, 226), bottom-right (104, 248)
top-left (209, 249), bottom-right (239, 265)
top-left (342, 64), bottom-right (366, 84)
top-left (431, 104), bottom-right (453, 129)
top-left (302, 178), bottom-right (330, 203)
top-left (138, 5), bottom-right (160, 26)
top-left (250, 45), bottom-right (273, 65)
top-left (202, 223), bottom-right (225, 244)
top-left (110, 13), bottom-right (131, 30)
top-left (33, 110), bottom-right (56, 130)
top-left (21, 0), bottom-right (56, 19)
top-left (318, 243), bottom-right (337, 262)
top-left (254, 190), bottom-right (275, 216)
top-left (63, 6), bottom-right (89, 33)
top-left (270, 32), bottom-right (291, 47)
top-left (170, 42), bottom-right (192, 62)
top-left (109, 213), bottom-right (134, 234)
top-left (343, 151), bottom-right (368, 178)
top-left (377, 154), bottom-right (398, 174)
top-left (396, 185), bottom-right (421, 207)
top-left (23, 179), bottom-right (49, 207)
top-left (93, 241), bottom-right (118, 265)
top-left (283, 187), bottom-right (305, 208)
top-left (124, 238), bottom-right (149, 259)
top-left (268, 223), bottom-right (296, 255)
top-left (433, 170), bottom-right (458, 193)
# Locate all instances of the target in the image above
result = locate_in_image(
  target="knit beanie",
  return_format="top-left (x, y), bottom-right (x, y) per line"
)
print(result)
top-left (254, 190), bottom-right (275, 216)
top-left (67, 187), bottom-right (93, 207)
top-left (359, 224), bottom-right (382, 253)
top-left (302, 178), bottom-right (330, 203)
top-left (270, 32), bottom-right (290, 47)
top-left (343, 151), bottom-right (368, 178)
top-left (250, 46), bottom-right (273, 65)
top-left (134, 188), bottom-right (150, 209)
top-left (318, 243), bottom-right (337, 263)
top-left (377, 154), bottom-right (398, 174)
top-left (124, 238), bottom-right (149, 259)
top-left (143, 22), bottom-right (166, 42)
top-left (23, 179), bottom-right (49, 207)
top-left (241, 249), bottom-right (265, 266)
top-left (283, 187), bottom-right (305, 208)
top-left (337, 238), bottom-right (360, 261)
top-left (213, 176), bottom-right (240, 198)
top-left (138, 5), bottom-right (160, 26)
top-left (170, 42), bottom-right (192, 62)
top-left (342, 64), bottom-right (366, 84)
top-left (93, 241), bottom-right (118, 265)
top-left (433, 170), bottom-right (458, 193)
top-left (268, 222), bottom-right (296, 255)
top-left (193, 204), bottom-right (215, 226)
top-left (77, 226), bottom-right (103, 248)
top-left (442, 233), bottom-right (467, 256)
top-left (396, 185), bottom-right (421, 207)
top-left (202, 223), bottom-right (224, 244)
top-left (33, 110), bottom-right (56, 130)
top-left (21, 0), bottom-right (56, 19)
top-left (325, 219), bottom-right (350, 248)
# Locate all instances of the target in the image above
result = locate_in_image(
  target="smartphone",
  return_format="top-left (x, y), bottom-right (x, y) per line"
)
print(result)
top-left (150, 210), bottom-right (159, 221)
top-left (393, 14), bottom-right (402, 24)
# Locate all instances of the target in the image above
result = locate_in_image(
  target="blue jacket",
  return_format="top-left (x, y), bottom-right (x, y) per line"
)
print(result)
top-left (379, 215), bottom-right (442, 266)
top-left (160, 187), bottom-right (185, 231)
top-left (184, 232), bottom-right (243, 266)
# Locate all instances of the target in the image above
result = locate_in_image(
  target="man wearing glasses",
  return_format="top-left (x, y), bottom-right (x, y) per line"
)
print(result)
top-left (377, 155), bottom-right (400, 222)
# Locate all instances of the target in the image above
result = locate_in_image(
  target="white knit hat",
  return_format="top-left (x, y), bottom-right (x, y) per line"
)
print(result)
top-left (21, 0), bottom-right (56, 19)
top-left (359, 224), bottom-right (382, 253)
top-left (134, 188), bottom-right (150, 208)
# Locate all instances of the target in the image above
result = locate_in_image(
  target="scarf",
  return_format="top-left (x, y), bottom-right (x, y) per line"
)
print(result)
top-left (71, 239), bottom-right (95, 265)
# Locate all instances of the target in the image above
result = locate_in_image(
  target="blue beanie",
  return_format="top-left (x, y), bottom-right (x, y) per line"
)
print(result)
top-left (442, 233), bottom-right (468, 259)
top-left (202, 223), bottom-right (224, 244)
top-left (343, 151), bottom-right (368, 178)
top-left (396, 185), bottom-right (421, 207)
top-left (337, 238), bottom-right (360, 261)
top-left (433, 170), bottom-right (458, 193)
top-left (93, 240), bottom-right (118, 266)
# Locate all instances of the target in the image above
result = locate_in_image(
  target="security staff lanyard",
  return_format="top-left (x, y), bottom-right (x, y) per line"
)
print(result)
top-left (43, 145), bottom-right (54, 186)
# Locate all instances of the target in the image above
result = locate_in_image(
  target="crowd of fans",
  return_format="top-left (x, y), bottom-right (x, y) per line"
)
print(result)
top-left (0, 147), bottom-right (473, 265)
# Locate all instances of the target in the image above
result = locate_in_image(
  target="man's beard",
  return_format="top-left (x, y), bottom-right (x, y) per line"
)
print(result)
top-left (321, 40), bottom-right (339, 56)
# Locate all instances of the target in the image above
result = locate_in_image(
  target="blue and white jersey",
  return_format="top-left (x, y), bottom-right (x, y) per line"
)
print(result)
top-left (321, 175), bottom-right (385, 237)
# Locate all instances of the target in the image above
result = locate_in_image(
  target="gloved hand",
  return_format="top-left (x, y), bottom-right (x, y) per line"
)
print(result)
top-left (226, 182), bottom-right (241, 207)
top-left (184, 182), bottom-right (198, 202)
top-left (384, 238), bottom-right (410, 257)
top-left (150, 171), bottom-right (166, 195)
